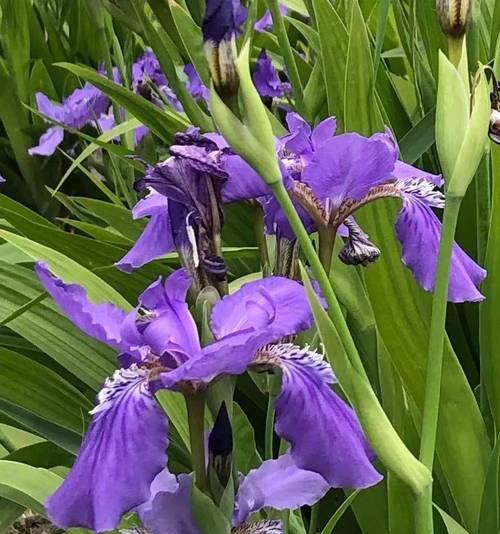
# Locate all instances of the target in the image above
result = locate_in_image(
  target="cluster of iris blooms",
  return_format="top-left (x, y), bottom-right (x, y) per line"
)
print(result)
top-left (32, 1), bottom-right (493, 534)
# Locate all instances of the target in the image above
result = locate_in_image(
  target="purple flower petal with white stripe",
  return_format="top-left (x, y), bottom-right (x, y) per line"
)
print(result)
top-left (35, 262), bottom-right (127, 350)
top-left (268, 344), bottom-right (382, 489)
top-left (46, 366), bottom-right (168, 533)
top-left (234, 454), bottom-right (329, 526)
top-left (395, 181), bottom-right (486, 302)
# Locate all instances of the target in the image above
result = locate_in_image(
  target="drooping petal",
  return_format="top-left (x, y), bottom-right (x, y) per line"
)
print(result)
top-left (28, 126), bottom-right (65, 156)
top-left (272, 344), bottom-right (383, 489)
top-left (46, 366), bottom-right (168, 533)
top-left (395, 192), bottom-right (486, 302)
top-left (211, 276), bottom-right (314, 340)
top-left (35, 262), bottom-right (127, 350)
top-left (234, 454), bottom-right (329, 526)
top-left (302, 133), bottom-right (396, 209)
top-left (393, 161), bottom-right (443, 187)
top-left (141, 473), bottom-right (200, 534)
top-left (116, 194), bottom-right (175, 272)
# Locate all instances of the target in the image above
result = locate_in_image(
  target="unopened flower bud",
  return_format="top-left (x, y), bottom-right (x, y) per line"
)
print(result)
top-left (202, 0), bottom-right (247, 97)
top-left (207, 402), bottom-right (233, 501)
top-left (437, 0), bottom-right (473, 38)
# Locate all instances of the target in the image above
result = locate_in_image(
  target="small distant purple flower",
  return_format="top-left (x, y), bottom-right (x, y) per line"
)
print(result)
top-left (132, 51), bottom-right (183, 112)
top-left (184, 64), bottom-right (209, 102)
top-left (37, 264), bottom-right (379, 532)
top-left (29, 85), bottom-right (110, 156)
top-left (254, 4), bottom-right (288, 33)
top-left (253, 49), bottom-right (291, 99)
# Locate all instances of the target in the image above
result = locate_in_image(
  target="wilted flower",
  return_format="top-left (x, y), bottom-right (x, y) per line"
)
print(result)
top-left (254, 4), bottom-right (288, 33)
top-left (202, 0), bottom-right (247, 95)
top-left (37, 264), bottom-right (381, 532)
top-left (437, 0), bottom-right (472, 38)
top-left (252, 50), bottom-right (291, 100)
top-left (116, 128), bottom-right (272, 275)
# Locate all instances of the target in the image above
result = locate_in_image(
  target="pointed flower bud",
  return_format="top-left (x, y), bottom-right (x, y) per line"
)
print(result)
top-left (437, 0), bottom-right (473, 38)
top-left (208, 402), bottom-right (233, 497)
top-left (203, 0), bottom-right (247, 96)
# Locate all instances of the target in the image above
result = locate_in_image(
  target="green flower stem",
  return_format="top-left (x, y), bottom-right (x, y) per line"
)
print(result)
top-left (270, 181), bottom-right (368, 378)
top-left (186, 393), bottom-right (208, 493)
top-left (416, 193), bottom-right (462, 533)
top-left (308, 504), bottom-right (319, 534)
top-left (265, 374), bottom-right (277, 460)
top-left (318, 227), bottom-right (336, 273)
top-left (266, 0), bottom-right (304, 115)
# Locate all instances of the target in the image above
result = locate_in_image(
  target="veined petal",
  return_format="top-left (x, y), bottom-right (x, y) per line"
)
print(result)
top-left (28, 126), bottom-right (65, 156)
top-left (234, 454), bottom-right (329, 525)
top-left (116, 194), bottom-right (175, 272)
top-left (212, 276), bottom-right (313, 341)
top-left (271, 344), bottom-right (383, 489)
top-left (302, 133), bottom-right (396, 209)
top-left (46, 366), bottom-right (168, 532)
top-left (395, 193), bottom-right (486, 302)
top-left (35, 262), bottom-right (127, 350)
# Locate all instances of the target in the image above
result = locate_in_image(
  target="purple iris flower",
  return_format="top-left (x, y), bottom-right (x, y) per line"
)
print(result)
top-left (254, 4), bottom-right (289, 33)
top-left (116, 128), bottom-right (272, 274)
top-left (184, 64), bottom-right (209, 102)
top-left (262, 113), bottom-right (486, 302)
top-left (29, 84), bottom-right (110, 156)
top-left (139, 454), bottom-right (330, 533)
top-left (37, 263), bottom-right (381, 532)
top-left (253, 50), bottom-right (291, 99)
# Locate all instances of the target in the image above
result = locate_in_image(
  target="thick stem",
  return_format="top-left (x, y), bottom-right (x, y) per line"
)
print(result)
top-left (308, 504), bottom-right (319, 534)
top-left (416, 194), bottom-right (462, 534)
top-left (186, 393), bottom-right (208, 493)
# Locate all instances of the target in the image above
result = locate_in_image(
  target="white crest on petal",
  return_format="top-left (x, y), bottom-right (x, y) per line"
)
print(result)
top-left (396, 177), bottom-right (444, 208)
top-left (232, 520), bottom-right (283, 534)
top-left (255, 343), bottom-right (335, 384)
top-left (91, 364), bottom-right (150, 416)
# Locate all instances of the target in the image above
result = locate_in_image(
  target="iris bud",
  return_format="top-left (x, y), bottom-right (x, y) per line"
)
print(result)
top-left (203, 0), bottom-right (247, 97)
top-left (208, 402), bottom-right (233, 502)
top-left (437, 0), bottom-right (472, 38)
top-left (489, 81), bottom-right (500, 144)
